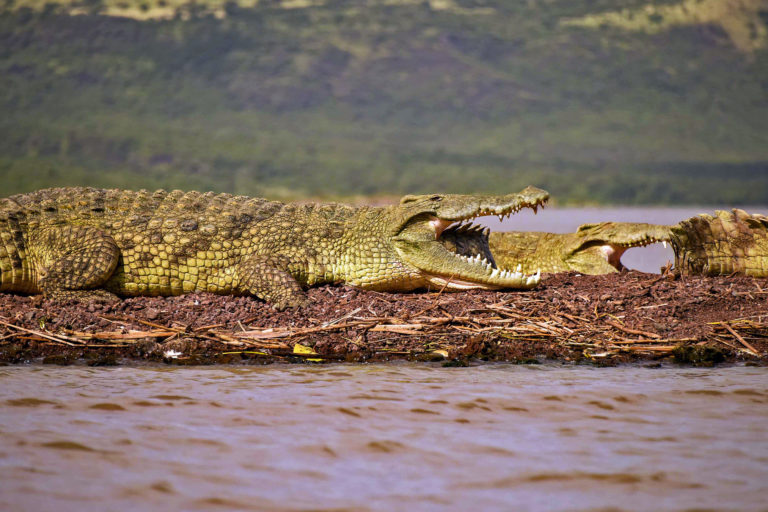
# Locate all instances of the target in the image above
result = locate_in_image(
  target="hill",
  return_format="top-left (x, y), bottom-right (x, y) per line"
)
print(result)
top-left (1, 0), bottom-right (768, 203)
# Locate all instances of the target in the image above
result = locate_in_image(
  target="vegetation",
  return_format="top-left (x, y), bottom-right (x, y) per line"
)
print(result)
top-left (563, 0), bottom-right (768, 53)
top-left (1, 0), bottom-right (767, 203)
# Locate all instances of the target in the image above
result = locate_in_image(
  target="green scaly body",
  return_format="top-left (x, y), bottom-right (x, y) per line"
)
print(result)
top-left (0, 186), bottom-right (548, 308)
top-left (671, 209), bottom-right (768, 277)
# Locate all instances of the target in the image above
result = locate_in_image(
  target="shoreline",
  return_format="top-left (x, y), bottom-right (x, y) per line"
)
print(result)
top-left (1, 271), bottom-right (766, 367)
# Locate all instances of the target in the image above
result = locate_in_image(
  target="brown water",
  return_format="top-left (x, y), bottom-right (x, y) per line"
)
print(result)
top-left (2, 364), bottom-right (767, 511)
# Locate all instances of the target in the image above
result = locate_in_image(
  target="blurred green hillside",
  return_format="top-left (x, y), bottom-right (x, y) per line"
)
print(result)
top-left (1, 0), bottom-right (768, 203)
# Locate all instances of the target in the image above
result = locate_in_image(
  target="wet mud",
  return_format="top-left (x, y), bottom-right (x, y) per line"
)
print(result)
top-left (1, 271), bottom-right (766, 366)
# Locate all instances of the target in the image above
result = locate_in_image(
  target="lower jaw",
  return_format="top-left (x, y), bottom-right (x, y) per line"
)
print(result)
top-left (425, 275), bottom-right (502, 290)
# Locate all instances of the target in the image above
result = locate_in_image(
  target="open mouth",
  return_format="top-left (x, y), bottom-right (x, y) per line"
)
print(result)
top-left (435, 221), bottom-right (540, 288)
top-left (590, 239), bottom-right (669, 271)
top-left (419, 195), bottom-right (548, 289)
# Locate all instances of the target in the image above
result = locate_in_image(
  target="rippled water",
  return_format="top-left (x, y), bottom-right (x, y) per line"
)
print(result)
top-left (1, 364), bottom-right (767, 511)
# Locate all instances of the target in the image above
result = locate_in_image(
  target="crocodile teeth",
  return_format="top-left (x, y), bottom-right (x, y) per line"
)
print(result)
top-left (663, 241), bottom-right (667, 248)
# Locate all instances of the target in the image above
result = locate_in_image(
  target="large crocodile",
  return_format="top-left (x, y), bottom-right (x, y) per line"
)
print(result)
top-left (0, 187), bottom-right (547, 309)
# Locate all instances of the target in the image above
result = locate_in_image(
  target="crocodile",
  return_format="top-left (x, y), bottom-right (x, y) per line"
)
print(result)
top-left (443, 211), bottom-right (768, 277)
top-left (671, 209), bottom-right (768, 277)
top-left (0, 186), bottom-right (548, 309)
top-left (441, 221), bottom-right (672, 275)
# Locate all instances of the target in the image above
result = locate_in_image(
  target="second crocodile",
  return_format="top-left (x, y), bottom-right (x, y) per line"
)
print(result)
top-left (443, 211), bottom-right (768, 277)
top-left (442, 221), bottom-right (671, 275)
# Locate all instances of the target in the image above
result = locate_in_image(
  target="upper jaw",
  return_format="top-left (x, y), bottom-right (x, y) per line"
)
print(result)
top-left (430, 186), bottom-right (549, 236)
top-left (432, 186), bottom-right (549, 223)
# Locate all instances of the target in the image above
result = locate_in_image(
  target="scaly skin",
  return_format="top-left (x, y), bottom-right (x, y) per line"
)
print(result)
top-left (0, 187), bottom-right (548, 309)
top-left (671, 209), bottom-right (768, 277)
top-left (441, 221), bottom-right (672, 274)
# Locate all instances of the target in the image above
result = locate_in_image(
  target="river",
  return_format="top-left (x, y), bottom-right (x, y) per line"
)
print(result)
top-left (1, 364), bottom-right (767, 511)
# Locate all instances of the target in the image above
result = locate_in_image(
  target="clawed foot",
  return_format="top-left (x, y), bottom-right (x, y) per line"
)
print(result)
top-left (271, 293), bottom-right (310, 311)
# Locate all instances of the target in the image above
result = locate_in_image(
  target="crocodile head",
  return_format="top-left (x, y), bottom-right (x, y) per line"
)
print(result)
top-left (387, 186), bottom-right (549, 289)
top-left (559, 222), bottom-right (672, 274)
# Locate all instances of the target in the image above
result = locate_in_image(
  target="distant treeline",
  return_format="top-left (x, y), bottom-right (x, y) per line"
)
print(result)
top-left (1, 0), bottom-right (767, 203)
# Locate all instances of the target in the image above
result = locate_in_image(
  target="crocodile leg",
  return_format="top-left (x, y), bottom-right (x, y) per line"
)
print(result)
top-left (236, 254), bottom-right (309, 310)
top-left (30, 226), bottom-right (120, 301)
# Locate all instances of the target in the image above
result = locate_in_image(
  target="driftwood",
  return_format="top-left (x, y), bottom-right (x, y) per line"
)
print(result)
top-left (1, 272), bottom-right (766, 364)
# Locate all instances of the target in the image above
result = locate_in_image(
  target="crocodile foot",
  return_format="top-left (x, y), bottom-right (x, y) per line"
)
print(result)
top-left (271, 293), bottom-right (310, 312)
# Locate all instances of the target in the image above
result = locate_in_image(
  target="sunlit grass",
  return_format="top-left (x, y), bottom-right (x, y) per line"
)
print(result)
top-left (6, 0), bottom-right (497, 19)
top-left (562, 0), bottom-right (767, 53)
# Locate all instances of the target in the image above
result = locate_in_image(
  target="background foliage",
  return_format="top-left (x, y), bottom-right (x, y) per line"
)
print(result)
top-left (2, 0), bottom-right (767, 203)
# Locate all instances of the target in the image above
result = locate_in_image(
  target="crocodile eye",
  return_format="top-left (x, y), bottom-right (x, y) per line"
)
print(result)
top-left (430, 195), bottom-right (443, 201)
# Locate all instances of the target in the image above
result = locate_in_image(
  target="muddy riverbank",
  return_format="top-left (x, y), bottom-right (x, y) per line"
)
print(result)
top-left (1, 271), bottom-right (766, 366)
